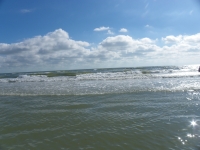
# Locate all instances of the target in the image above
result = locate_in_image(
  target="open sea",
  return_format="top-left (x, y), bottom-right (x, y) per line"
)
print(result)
top-left (1, 65), bottom-right (200, 150)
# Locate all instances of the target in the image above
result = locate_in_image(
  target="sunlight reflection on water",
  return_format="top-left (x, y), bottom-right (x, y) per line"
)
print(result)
top-left (190, 120), bottom-right (198, 127)
top-left (175, 89), bottom-right (200, 149)
top-left (1, 88), bottom-right (200, 149)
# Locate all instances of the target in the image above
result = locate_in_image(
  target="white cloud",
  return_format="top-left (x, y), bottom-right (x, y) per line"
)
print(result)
top-left (119, 28), bottom-right (128, 33)
top-left (94, 26), bottom-right (110, 31)
top-left (20, 9), bottom-right (33, 13)
top-left (107, 30), bottom-right (114, 35)
top-left (0, 29), bottom-right (91, 69)
top-left (161, 34), bottom-right (200, 56)
top-left (162, 33), bottom-right (200, 45)
top-left (98, 35), bottom-right (158, 55)
top-left (162, 35), bottom-right (182, 44)
top-left (145, 24), bottom-right (152, 28)
top-left (1, 29), bottom-right (200, 72)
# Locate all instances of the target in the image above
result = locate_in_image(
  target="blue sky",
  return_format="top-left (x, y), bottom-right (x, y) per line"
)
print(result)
top-left (1, 0), bottom-right (200, 72)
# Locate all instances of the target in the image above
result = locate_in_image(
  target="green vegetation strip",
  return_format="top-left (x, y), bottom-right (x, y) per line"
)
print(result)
top-left (31, 72), bottom-right (77, 77)
top-left (46, 72), bottom-right (76, 77)
top-left (141, 70), bottom-right (150, 74)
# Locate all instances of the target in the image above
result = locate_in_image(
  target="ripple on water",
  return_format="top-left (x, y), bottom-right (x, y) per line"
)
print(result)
top-left (1, 91), bottom-right (200, 149)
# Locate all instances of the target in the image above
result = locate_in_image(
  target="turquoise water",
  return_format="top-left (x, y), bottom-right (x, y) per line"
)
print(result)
top-left (1, 65), bottom-right (200, 149)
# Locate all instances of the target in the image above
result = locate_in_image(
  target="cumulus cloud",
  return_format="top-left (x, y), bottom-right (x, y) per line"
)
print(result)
top-left (94, 26), bottom-right (110, 31)
top-left (0, 29), bottom-right (91, 69)
top-left (98, 35), bottom-right (158, 59)
top-left (162, 35), bottom-right (182, 44)
top-left (119, 28), bottom-right (128, 33)
top-left (1, 28), bottom-right (200, 72)
top-left (162, 33), bottom-right (200, 54)
top-left (162, 33), bottom-right (200, 45)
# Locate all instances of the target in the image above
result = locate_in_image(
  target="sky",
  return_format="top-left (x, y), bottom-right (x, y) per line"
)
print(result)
top-left (1, 0), bottom-right (200, 73)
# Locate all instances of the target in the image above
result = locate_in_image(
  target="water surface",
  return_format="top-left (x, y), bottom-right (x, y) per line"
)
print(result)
top-left (1, 65), bottom-right (200, 149)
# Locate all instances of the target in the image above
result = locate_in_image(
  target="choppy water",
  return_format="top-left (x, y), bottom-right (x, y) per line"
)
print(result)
top-left (1, 65), bottom-right (200, 149)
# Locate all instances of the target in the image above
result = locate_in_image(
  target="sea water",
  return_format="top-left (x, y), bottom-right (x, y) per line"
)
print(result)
top-left (0, 65), bottom-right (200, 149)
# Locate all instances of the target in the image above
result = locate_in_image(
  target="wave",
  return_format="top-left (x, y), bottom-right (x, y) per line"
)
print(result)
top-left (0, 75), bottom-right (200, 96)
top-left (0, 86), bottom-right (200, 96)
top-left (0, 65), bottom-right (200, 83)
top-left (0, 71), bottom-right (200, 83)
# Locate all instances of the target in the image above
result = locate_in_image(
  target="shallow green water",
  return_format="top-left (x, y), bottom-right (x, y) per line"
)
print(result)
top-left (1, 91), bottom-right (200, 150)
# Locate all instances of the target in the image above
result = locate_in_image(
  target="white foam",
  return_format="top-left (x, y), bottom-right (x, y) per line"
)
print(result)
top-left (0, 65), bottom-right (200, 83)
top-left (8, 75), bottom-right (48, 82)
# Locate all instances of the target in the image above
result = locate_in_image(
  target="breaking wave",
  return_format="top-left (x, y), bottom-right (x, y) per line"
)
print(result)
top-left (0, 65), bottom-right (200, 83)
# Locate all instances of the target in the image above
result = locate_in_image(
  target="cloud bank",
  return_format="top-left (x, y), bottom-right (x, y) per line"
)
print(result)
top-left (0, 29), bottom-right (200, 72)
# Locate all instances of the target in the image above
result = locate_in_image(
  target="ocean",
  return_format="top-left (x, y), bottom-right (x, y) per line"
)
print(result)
top-left (0, 65), bottom-right (200, 150)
